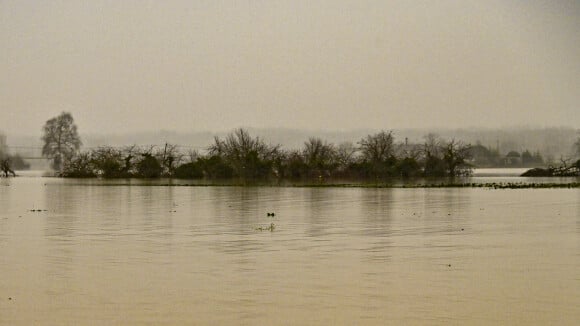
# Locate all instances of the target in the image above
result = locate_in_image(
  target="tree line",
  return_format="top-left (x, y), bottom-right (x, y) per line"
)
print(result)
top-left (42, 111), bottom-right (473, 179)
top-left (59, 128), bottom-right (473, 179)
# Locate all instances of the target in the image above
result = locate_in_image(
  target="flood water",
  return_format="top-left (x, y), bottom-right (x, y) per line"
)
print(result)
top-left (1, 174), bottom-right (578, 325)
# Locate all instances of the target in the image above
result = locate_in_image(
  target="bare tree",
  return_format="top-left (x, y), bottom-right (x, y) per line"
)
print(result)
top-left (358, 130), bottom-right (395, 164)
top-left (421, 133), bottom-right (442, 159)
top-left (335, 141), bottom-right (357, 170)
top-left (155, 143), bottom-right (184, 176)
top-left (187, 149), bottom-right (201, 163)
top-left (90, 146), bottom-right (125, 177)
top-left (208, 128), bottom-right (280, 178)
top-left (443, 139), bottom-right (472, 176)
top-left (302, 137), bottom-right (336, 173)
top-left (41, 112), bottom-right (82, 171)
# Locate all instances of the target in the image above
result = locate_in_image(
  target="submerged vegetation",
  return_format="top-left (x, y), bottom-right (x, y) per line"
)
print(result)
top-left (521, 158), bottom-right (580, 177)
top-left (60, 128), bottom-right (474, 180)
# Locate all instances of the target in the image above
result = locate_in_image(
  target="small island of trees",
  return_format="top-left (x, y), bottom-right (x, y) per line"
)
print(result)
top-left (44, 113), bottom-right (474, 180)
top-left (1, 112), bottom-right (567, 181)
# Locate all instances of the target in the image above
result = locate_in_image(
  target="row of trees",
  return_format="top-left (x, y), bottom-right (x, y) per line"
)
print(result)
top-left (56, 127), bottom-right (473, 179)
top-left (38, 113), bottom-right (580, 179)
top-left (62, 143), bottom-right (183, 178)
top-left (469, 143), bottom-right (545, 167)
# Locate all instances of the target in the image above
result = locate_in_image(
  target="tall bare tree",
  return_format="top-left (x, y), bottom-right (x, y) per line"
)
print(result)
top-left (443, 139), bottom-right (472, 176)
top-left (358, 130), bottom-right (395, 163)
top-left (335, 141), bottom-right (357, 171)
top-left (208, 128), bottom-right (279, 178)
top-left (302, 137), bottom-right (336, 173)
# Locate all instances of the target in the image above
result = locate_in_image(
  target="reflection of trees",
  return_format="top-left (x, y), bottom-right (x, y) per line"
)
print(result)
top-left (360, 188), bottom-right (394, 262)
top-left (305, 188), bottom-right (335, 238)
top-left (44, 182), bottom-right (82, 279)
top-left (133, 185), bottom-right (175, 255)
top-left (361, 188), bottom-right (394, 236)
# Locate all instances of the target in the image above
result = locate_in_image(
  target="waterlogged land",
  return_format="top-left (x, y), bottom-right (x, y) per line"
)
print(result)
top-left (0, 173), bottom-right (578, 325)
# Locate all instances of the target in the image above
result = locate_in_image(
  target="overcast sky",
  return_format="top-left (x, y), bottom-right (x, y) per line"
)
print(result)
top-left (1, 0), bottom-right (578, 135)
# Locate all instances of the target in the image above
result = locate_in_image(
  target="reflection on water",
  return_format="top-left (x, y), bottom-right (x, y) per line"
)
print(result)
top-left (0, 177), bottom-right (579, 325)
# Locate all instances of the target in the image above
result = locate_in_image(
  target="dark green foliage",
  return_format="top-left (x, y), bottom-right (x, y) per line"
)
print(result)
top-left (521, 168), bottom-right (552, 177)
top-left (61, 153), bottom-right (95, 178)
top-left (197, 155), bottom-right (234, 179)
top-left (173, 162), bottom-right (204, 179)
top-left (423, 155), bottom-right (446, 177)
top-left (396, 157), bottom-right (420, 178)
top-left (279, 151), bottom-right (308, 179)
top-left (302, 137), bottom-right (336, 177)
top-left (356, 131), bottom-right (399, 178)
top-left (90, 147), bottom-right (131, 178)
top-left (58, 128), bottom-right (484, 180)
top-left (136, 154), bottom-right (162, 178)
top-left (208, 128), bottom-right (279, 179)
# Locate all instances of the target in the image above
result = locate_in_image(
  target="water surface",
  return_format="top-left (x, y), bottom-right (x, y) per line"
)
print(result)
top-left (0, 175), bottom-right (578, 325)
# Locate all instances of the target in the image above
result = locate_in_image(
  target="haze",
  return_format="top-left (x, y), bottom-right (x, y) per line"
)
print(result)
top-left (1, 0), bottom-right (578, 136)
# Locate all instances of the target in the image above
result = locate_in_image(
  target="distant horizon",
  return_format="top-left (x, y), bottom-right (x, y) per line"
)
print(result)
top-left (4, 125), bottom-right (578, 162)
top-left (4, 123), bottom-right (579, 139)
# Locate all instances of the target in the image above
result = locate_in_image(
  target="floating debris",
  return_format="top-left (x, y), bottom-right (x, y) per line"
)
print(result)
top-left (256, 223), bottom-right (276, 232)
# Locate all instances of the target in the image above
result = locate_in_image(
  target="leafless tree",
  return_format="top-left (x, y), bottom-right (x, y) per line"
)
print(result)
top-left (421, 133), bottom-right (442, 160)
top-left (155, 143), bottom-right (184, 176)
top-left (187, 149), bottom-right (201, 163)
top-left (358, 130), bottom-right (395, 164)
top-left (335, 141), bottom-right (358, 170)
top-left (303, 137), bottom-right (336, 170)
top-left (208, 128), bottom-right (280, 177)
top-left (443, 139), bottom-right (472, 176)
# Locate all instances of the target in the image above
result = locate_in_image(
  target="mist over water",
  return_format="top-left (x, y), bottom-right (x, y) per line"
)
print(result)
top-left (1, 176), bottom-right (578, 325)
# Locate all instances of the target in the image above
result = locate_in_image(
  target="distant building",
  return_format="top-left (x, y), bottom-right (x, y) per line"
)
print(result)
top-left (468, 144), bottom-right (500, 167)
top-left (504, 151), bottom-right (521, 166)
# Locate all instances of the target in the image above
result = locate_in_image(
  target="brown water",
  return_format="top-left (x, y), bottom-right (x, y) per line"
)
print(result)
top-left (0, 176), bottom-right (578, 325)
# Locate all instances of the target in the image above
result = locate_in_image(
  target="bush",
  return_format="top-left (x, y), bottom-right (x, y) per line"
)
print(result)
top-left (174, 162), bottom-right (204, 179)
top-left (396, 157), bottom-right (420, 178)
top-left (198, 155), bottom-right (234, 179)
top-left (136, 154), bottom-right (162, 178)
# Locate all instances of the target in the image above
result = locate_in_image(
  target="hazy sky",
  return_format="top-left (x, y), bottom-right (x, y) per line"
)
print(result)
top-left (1, 0), bottom-right (578, 135)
